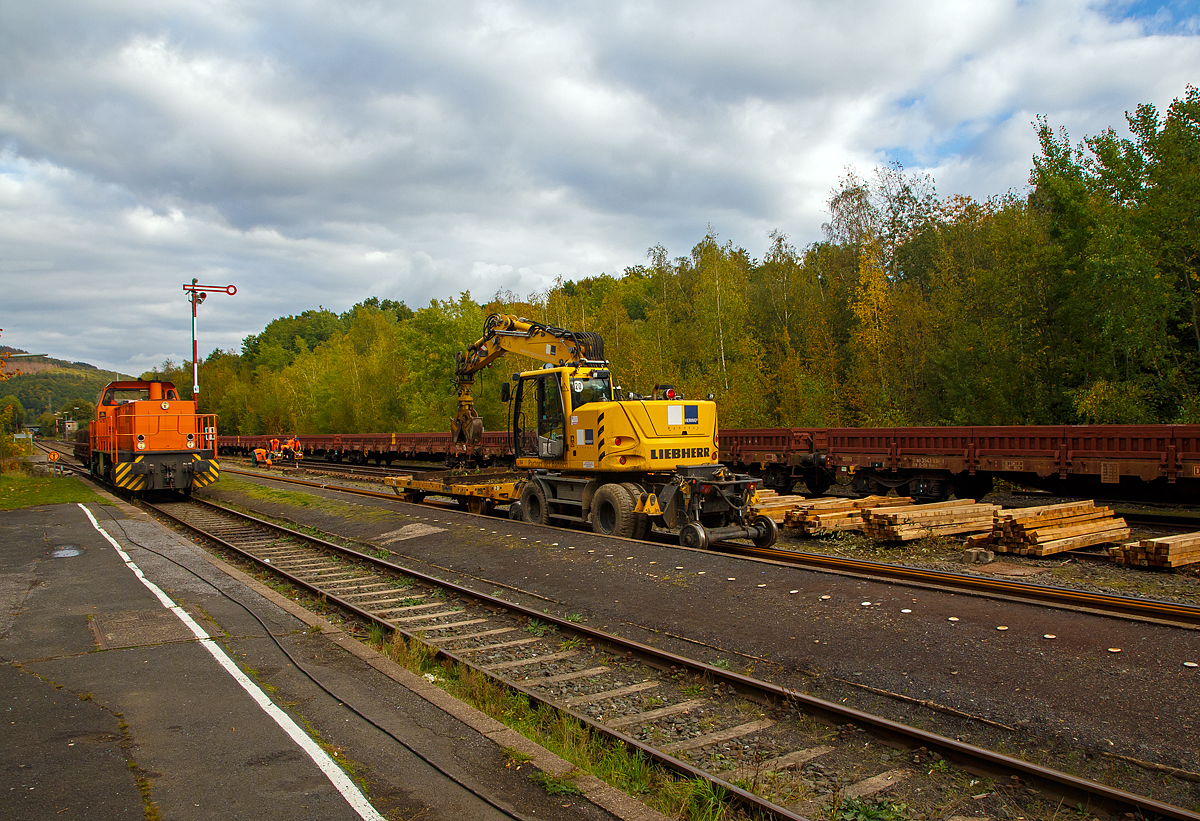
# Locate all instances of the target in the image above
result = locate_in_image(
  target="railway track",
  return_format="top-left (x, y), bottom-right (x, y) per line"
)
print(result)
top-left (33, 439), bottom-right (75, 458)
top-left (141, 495), bottom-right (1200, 821)
top-left (716, 543), bottom-right (1200, 628)
top-left (223, 467), bottom-right (1200, 629)
top-left (228, 457), bottom-right (437, 482)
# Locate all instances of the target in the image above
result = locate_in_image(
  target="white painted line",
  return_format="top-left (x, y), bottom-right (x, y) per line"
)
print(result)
top-left (78, 504), bottom-right (386, 821)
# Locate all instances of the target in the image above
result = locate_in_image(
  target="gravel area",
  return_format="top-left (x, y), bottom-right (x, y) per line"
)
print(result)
top-left (201, 473), bottom-right (1200, 813)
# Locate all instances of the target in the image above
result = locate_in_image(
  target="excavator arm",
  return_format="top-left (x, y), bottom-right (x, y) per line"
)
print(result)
top-left (452, 314), bottom-right (605, 445)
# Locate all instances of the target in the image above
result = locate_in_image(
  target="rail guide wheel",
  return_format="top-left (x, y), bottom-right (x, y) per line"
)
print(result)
top-left (750, 514), bottom-right (778, 548)
top-left (679, 521), bottom-right (709, 550)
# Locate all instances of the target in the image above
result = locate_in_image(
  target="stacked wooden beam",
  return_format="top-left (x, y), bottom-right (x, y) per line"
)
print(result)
top-left (991, 501), bottom-right (1129, 556)
top-left (782, 496), bottom-right (915, 536)
top-left (861, 499), bottom-right (999, 542)
top-left (1108, 533), bottom-right (1200, 568)
top-left (750, 492), bottom-right (813, 524)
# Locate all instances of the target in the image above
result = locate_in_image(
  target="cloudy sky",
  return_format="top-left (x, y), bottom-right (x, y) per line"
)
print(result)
top-left (1, 0), bottom-right (1198, 375)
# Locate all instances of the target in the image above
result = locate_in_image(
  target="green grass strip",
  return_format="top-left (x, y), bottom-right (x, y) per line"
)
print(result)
top-left (0, 471), bottom-right (110, 510)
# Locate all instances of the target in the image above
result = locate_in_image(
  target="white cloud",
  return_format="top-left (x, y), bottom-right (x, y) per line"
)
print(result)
top-left (0, 0), bottom-right (1198, 371)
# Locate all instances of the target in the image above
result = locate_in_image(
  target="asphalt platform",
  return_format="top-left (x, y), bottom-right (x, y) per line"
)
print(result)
top-left (0, 496), bottom-right (648, 821)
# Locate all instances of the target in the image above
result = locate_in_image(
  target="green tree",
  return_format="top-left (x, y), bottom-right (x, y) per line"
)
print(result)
top-left (0, 395), bottom-right (25, 431)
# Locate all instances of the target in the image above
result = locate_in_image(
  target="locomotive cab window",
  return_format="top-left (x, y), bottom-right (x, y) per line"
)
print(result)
top-left (103, 388), bottom-right (151, 405)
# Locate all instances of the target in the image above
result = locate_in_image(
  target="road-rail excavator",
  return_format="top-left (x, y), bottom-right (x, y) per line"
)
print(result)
top-left (426, 313), bottom-right (776, 548)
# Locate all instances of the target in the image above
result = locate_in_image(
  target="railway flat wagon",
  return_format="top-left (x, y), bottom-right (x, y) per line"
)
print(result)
top-left (220, 422), bottom-right (1200, 504)
top-left (721, 424), bottom-right (1200, 502)
top-left (216, 429), bottom-right (514, 466)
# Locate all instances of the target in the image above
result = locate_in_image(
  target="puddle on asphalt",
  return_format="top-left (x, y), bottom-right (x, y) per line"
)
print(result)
top-left (51, 546), bottom-right (82, 558)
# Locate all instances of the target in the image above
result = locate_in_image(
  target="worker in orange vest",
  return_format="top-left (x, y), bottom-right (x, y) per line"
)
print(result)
top-left (253, 447), bottom-right (272, 468)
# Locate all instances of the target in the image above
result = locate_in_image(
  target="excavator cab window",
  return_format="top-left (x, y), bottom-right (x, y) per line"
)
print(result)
top-left (536, 375), bottom-right (565, 458)
top-left (570, 371), bottom-right (611, 410)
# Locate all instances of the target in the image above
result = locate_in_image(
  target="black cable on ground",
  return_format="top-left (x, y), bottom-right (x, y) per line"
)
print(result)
top-left (94, 504), bottom-right (535, 821)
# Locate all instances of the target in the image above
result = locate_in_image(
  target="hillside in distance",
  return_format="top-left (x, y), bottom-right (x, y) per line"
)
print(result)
top-left (1, 346), bottom-right (133, 415)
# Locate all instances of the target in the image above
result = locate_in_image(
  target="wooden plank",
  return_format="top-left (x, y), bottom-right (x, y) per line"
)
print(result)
top-left (1023, 518), bottom-right (1129, 543)
top-left (1027, 527), bottom-right (1132, 555)
top-left (996, 501), bottom-right (1096, 521)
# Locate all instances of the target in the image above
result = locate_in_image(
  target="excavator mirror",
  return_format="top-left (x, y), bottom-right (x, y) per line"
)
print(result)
top-left (500, 382), bottom-right (511, 403)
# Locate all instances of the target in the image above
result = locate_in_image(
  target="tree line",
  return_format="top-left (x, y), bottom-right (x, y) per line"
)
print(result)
top-left (153, 88), bottom-right (1200, 436)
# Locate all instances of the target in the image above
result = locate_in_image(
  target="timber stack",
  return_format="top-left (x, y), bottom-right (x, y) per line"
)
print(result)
top-left (862, 499), bottom-right (998, 542)
top-left (1108, 533), bottom-right (1200, 568)
top-left (782, 495), bottom-right (915, 536)
top-left (750, 491), bottom-right (816, 524)
top-left (990, 501), bottom-right (1129, 556)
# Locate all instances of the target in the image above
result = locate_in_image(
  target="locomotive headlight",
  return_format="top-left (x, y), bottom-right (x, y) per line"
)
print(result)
top-left (137, 442), bottom-right (145, 450)
top-left (187, 433), bottom-right (194, 441)
top-left (186, 440), bottom-right (195, 448)
top-left (136, 434), bottom-right (145, 442)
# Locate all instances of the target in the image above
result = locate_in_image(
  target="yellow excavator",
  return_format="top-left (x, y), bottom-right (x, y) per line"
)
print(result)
top-left (448, 313), bottom-right (777, 548)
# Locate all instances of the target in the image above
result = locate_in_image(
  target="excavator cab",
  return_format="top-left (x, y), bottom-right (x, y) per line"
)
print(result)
top-left (511, 367), bottom-right (615, 463)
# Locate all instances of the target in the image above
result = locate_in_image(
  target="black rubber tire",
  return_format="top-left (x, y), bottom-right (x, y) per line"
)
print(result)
top-left (521, 481), bottom-right (550, 525)
top-left (619, 482), bottom-right (650, 540)
top-left (507, 502), bottom-right (523, 521)
top-left (750, 514), bottom-right (779, 548)
top-left (679, 521), bottom-right (709, 550)
top-left (591, 484), bottom-right (635, 538)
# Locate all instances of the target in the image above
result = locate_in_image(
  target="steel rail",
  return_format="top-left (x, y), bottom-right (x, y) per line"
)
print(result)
top-left (1120, 511), bottom-right (1200, 529)
top-left (147, 495), bottom-right (1200, 821)
top-left (716, 542), bottom-right (1200, 627)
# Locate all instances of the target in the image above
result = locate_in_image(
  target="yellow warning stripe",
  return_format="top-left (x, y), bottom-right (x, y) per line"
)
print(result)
top-left (192, 458), bottom-right (220, 488)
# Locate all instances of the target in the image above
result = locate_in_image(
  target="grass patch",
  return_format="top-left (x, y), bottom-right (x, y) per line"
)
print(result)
top-left (367, 621), bottom-right (389, 646)
top-left (0, 471), bottom-right (109, 510)
top-left (524, 618), bottom-right (557, 637)
top-left (380, 633), bottom-right (746, 820)
top-left (212, 475), bottom-right (346, 512)
top-left (834, 796), bottom-right (910, 821)
top-left (529, 770), bottom-right (583, 796)
top-left (503, 747), bottom-right (533, 767)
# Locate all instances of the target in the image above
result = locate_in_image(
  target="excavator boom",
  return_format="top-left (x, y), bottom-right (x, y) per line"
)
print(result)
top-left (452, 314), bottom-right (604, 445)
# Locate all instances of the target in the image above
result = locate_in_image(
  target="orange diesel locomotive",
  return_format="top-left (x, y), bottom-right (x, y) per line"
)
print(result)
top-left (78, 380), bottom-right (219, 493)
